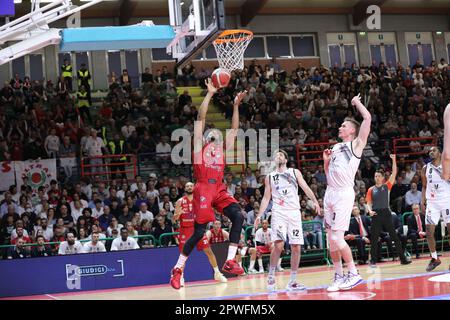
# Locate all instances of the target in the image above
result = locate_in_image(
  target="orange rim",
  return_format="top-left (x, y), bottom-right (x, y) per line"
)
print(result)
top-left (213, 29), bottom-right (253, 44)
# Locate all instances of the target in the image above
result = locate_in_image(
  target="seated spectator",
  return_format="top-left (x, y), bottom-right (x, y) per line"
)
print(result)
top-left (31, 235), bottom-right (52, 257)
top-left (77, 227), bottom-right (89, 241)
top-left (7, 238), bottom-right (30, 259)
top-left (404, 183), bottom-right (422, 212)
top-left (138, 219), bottom-right (154, 248)
top-left (110, 227), bottom-right (140, 251)
top-left (407, 204), bottom-right (426, 259)
top-left (11, 225), bottom-right (31, 245)
top-left (344, 206), bottom-right (371, 265)
top-left (137, 202), bottom-right (154, 224)
top-left (313, 206), bottom-right (325, 249)
top-left (302, 214), bottom-right (317, 251)
top-left (98, 205), bottom-right (113, 232)
top-left (206, 220), bottom-right (230, 244)
top-left (83, 231), bottom-right (107, 253)
top-left (152, 215), bottom-right (174, 246)
top-left (58, 232), bottom-right (84, 255)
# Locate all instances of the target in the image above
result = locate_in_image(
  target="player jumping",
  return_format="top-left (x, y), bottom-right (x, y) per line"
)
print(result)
top-left (170, 79), bottom-right (247, 289)
top-left (323, 94), bottom-right (371, 291)
top-left (255, 149), bottom-right (321, 292)
top-left (172, 182), bottom-right (228, 287)
top-left (421, 146), bottom-right (450, 272)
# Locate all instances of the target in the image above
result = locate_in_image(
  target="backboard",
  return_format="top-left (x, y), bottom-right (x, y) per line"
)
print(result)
top-left (167, 0), bottom-right (225, 68)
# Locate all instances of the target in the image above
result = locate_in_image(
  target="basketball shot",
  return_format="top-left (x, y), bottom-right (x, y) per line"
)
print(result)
top-left (323, 94), bottom-right (371, 291)
top-left (421, 146), bottom-right (450, 272)
top-left (169, 79), bottom-right (247, 290)
top-left (255, 149), bottom-right (321, 292)
top-left (172, 182), bottom-right (227, 287)
top-left (442, 103), bottom-right (450, 180)
top-left (211, 68), bottom-right (231, 88)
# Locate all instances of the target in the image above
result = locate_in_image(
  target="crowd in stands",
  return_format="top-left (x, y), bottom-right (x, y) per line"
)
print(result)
top-left (0, 55), bottom-right (449, 266)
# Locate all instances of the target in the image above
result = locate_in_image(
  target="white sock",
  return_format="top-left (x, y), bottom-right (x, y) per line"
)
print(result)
top-left (175, 254), bottom-right (188, 270)
top-left (347, 261), bottom-right (358, 275)
top-left (290, 271), bottom-right (297, 282)
top-left (249, 260), bottom-right (255, 270)
top-left (277, 258), bottom-right (282, 268)
top-left (213, 266), bottom-right (220, 273)
top-left (258, 258), bottom-right (263, 269)
top-left (226, 245), bottom-right (238, 261)
top-left (269, 265), bottom-right (276, 277)
top-left (431, 251), bottom-right (438, 259)
top-left (238, 261), bottom-right (242, 267)
top-left (334, 260), bottom-right (344, 277)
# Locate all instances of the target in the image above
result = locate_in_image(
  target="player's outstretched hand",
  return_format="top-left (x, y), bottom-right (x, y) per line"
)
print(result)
top-left (390, 154), bottom-right (396, 161)
top-left (323, 149), bottom-right (332, 162)
top-left (205, 78), bottom-right (218, 95)
top-left (253, 216), bottom-right (261, 232)
top-left (234, 90), bottom-right (247, 106)
top-left (351, 93), bottom-right (361, 106)
top-left (313, 201), bottom-right (321, 215)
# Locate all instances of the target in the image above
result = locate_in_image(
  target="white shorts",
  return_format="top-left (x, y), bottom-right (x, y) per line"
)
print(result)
top-left (324, 187), bottom-right (355, 231)
top-left (270, 209), bottom-right (304, 245)
top-left (426, 200), bottom-right (450, 225)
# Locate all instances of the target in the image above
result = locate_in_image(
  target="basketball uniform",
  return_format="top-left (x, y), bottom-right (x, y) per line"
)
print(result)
top-left (177, 196), bottom-right (209, 252)
top-left (193, 142), bottom-right (238, 224)
top-left (209, 229), bottom-right (226, 244)
top-left (268, 168), bottom-right (303, 245)
top-left (324, 141), bottom-right (361, 231)
top-left (425, 162), bottom-right (450, 225)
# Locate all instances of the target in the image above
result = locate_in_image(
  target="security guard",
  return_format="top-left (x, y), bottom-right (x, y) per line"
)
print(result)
top-left (108, 133), bottom-right (127, 179)
top-left (77, 63), bottom-right (92, 104)
top-left (61, 59), bottom-right (73, 91)
top-left (77, 85), bottom-right (92, 124)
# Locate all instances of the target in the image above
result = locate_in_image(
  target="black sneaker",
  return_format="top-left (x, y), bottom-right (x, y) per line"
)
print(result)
top-left (401, 259), bottom-right (412, 265)
top-left (426, 258), bottom-right (441, 272)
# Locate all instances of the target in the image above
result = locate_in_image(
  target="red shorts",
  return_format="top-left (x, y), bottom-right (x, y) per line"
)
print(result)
top-left (178, 227), bottom-right (209, 252)
top-left (193, 182), bottom-right (238, 224)
top-left (256, 245), bottom-right (271, 255)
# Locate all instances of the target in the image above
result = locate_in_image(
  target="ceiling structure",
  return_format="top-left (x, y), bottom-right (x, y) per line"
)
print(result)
top-left (10, 0), bottom-right (450, 26)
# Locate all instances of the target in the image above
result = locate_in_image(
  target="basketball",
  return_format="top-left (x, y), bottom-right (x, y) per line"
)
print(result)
top-left (211, 68), bottom-right (231, 88)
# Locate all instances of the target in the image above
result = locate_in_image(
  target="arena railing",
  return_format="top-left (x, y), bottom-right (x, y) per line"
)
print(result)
top-left (137, 152), bottom-right (192, 179)
top-left (296, 141), bottom-right (337, 170)
top-left (393, 136), bottom-right (437, 163)
top-left (80, 154), bottom-right (137, 182)
top-left (158, 232), bottom-right (179, 247)
top-left (0, 234), bottom-right (158, 254)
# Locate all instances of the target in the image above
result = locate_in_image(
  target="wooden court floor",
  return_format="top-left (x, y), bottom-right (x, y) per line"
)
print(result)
top-left (5, 253), bottom-right (450, 300)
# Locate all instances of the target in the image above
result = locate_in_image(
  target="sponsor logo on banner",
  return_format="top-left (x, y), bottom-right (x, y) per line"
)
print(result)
top-left (65, 260), bottom-right (124, 290)
top-left (0, 161), bottom-right (15, 191)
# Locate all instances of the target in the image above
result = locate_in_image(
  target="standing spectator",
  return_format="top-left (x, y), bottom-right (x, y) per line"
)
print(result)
top-left (77, 85), bottom-right (92, 124)
top-left (58, 232), bottom-right (83, 255)
top-left (61, 59), bottom-right (73, 91)
top-left (44, 128), bottom-right (60, 158)
top-left (110, 227), bottom-right (140, 251)
top-left (84, 129), bottom-right (106, 174)
top-left (77, 63), bottom-right (92, 104)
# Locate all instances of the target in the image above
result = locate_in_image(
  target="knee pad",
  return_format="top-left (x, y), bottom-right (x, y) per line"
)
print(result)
top-left (223, 203), bottom-right (243, 244)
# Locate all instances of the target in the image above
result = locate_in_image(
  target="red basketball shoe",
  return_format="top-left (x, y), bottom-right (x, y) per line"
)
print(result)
top-left (170, 268), bottom-right (183, 290)
top-left (222, 259), bottom-right (245, 275)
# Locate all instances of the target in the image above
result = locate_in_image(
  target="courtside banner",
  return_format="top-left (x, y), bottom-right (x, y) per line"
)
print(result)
top-left (0, 244), bottom-right (231, 298)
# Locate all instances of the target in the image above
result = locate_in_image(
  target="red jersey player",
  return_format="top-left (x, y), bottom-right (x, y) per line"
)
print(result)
top-left (172, 182), bottom-right (227, 287)
top-left (170, 78), bottom-right (247, 289)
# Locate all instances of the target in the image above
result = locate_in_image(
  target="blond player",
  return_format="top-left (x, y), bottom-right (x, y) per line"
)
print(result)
top-left (323, 94), bottom-right (371, 291)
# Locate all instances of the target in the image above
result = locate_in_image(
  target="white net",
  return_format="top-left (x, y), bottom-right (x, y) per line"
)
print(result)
top-left (213, 30), bottom-right (253, 72)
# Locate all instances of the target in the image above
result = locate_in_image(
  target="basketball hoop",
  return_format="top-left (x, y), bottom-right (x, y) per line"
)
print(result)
top-left (213, 29), bottom-right (253, 72)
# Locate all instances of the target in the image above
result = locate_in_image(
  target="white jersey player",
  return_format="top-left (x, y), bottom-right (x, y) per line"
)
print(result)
top-left (255, 149), bottom-right (320, 292)
top-left (110, 228), bottom-right (140, 251)
top-left (323, 94), bottom-right (371, 292)
top-left (82, 232), bottom-right (107, 253)
top-left (421, 146), bottom-right (450, 272)
top-left (58, 232), bottom-right (84, 255)
top-left (443, 103), bottom-right (450, 180)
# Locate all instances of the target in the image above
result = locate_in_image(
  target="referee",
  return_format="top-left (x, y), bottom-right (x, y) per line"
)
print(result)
top-left (366, 154), bottom-right (411, 266)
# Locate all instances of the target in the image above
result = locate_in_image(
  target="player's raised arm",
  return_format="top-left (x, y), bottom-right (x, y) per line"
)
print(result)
top-left (351, 93), bottom-right (372, 155)
top-left (254, 175), bottom-right (271, 231)
top-left (388, 154), bottom-right (397, 186)
top-left (323, 148), bottom-right (332, 174)
top-left (194, 78), bottom-right (217, 153)
top-left (294, 169), bottom-right (320, 214)
top-left (443, 103), bottom-right (450, 180)
top-left (225, 90), bottom-right (247, 152)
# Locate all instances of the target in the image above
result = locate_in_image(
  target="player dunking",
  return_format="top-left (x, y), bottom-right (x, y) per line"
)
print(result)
top-left (421, 146), bottom-right (450, 272)
top-left (323, 94), bottom-right (371, 291)
top-left (443, 103), bottom-right (450, 180)
top-left (170, 79), bottom-right (247, 289)
top-left (172, 182), bottom-right (227, 287)
top-left (255, 149), bottom-right (320, 292)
